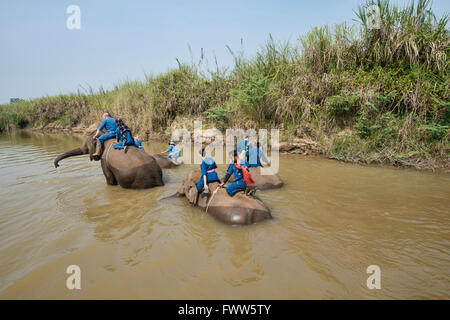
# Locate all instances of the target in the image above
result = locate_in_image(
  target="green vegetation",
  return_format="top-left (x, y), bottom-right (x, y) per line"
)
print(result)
top-left (0, 100), bottom-right (30, 132)
top-left (1, 0), bottom-right (448, 169)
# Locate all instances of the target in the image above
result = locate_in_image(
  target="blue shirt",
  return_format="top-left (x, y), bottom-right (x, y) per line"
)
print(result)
top-left (200, 157), bottom-right (219, 182)
top-left (166, 145), bottom-right (179, 153)
top-left (226, 160), bottom-right (249, 182)
top-left (236, 140), bottom-right (251, 153)
top-left (247, 147), bottom-right (268, 166)
top-left (98, 117), bottom-right (117, 132)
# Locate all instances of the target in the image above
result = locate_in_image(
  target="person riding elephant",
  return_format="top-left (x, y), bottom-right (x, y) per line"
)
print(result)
top-left (54, 133), bottom-right (163, 189)
top-left (247, 142), bottom-right (270, 168)
top-left (156, 141), bottom-right (182, 167)
top-left (236, 135), bottom-right (251, 162)
top-left (195, 148), bottom-right (221, 203)
top-left (93, 112), bottom-right (117, 159)
top-left (113, 118), bottom-right (135, 153)
top-left (239, 141), bottom-right (283, 190)
top-left (160, 141), bottom-right (180, 161)
top-left (151, 153), bottom-right (182, 169)
top-left (219, 150), bottom-right (255, 196)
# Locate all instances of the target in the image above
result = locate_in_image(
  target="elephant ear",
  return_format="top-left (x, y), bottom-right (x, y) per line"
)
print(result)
top-left (186, 183), bottom-right (198, 204)
top-left (86, 129), bottom-right (97, 137)
top-left (88, 137), bottom-right (96, 161)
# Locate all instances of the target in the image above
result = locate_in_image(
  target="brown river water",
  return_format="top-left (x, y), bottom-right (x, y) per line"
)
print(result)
top-left (0, 131), bottom-right (449, 299)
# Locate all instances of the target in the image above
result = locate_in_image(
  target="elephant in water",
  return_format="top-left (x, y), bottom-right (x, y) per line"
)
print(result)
top-left (248, 166), bottom-right (284, 190)
top-left (54, 134), bottom-right (164, 189)
top-left (151, 153), bottom-right (182, 169)
top-left (177, 169), bottom-right (272, 225)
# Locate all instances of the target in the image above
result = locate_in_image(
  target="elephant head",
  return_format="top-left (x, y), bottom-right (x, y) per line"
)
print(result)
top-left (54, 134), bottom-right (97, 168)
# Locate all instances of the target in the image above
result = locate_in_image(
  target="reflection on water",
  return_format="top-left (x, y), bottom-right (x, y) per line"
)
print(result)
top-left (0, 131), bottom-right (449, 299)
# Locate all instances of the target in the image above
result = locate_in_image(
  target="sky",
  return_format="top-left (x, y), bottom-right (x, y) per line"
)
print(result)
top-left (0, 0), bottom-right (449, 104)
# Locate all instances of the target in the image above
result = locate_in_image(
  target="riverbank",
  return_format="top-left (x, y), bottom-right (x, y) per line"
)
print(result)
top-left (19, 125), bottom-right (449, 173)
top-left (1, 0), bottom-right (448, 170)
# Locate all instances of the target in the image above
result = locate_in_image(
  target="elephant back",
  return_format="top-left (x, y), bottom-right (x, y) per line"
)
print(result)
top-left (249, 167), bottom-right (284, 190)
top-left (104, 143), bottom-right (159, 171)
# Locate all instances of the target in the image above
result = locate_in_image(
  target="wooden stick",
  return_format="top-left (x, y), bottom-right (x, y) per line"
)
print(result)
top-left (206, 186), bottom-right (220, 214)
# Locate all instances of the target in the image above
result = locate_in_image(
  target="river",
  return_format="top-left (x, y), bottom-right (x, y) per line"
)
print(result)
top-left (0, 131), bottom-right (449, 299)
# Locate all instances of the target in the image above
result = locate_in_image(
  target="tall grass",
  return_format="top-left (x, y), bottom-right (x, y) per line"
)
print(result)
top-left (0, 100), bottom-right (31, 132)
top-left (301, 0), bottom-right (449, 73)
top-left (355, 0), bottom-right (448, 71)
top-left (0, 0), bottom-right (448, 168)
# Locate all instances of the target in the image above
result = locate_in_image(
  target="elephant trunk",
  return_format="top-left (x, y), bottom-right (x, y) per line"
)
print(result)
top-left (54, 148), bottom-right (84, 168)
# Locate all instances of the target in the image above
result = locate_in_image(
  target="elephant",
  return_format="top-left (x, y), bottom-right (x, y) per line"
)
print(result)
top-left (54, 134), bottom-right (164, 189)
top-left (151, 153), bottom-right (182, 169)
top-left (177, 169), bottom-right (272, 225)
top-left (248, 166), bottom-right (284, 190)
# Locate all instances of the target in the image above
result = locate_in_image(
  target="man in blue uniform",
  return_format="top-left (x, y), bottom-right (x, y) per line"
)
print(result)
top-left (161, 141), bottom-right (180, 161)
top-left (93, 113), bottom-right (118, 158)
top-left (196, 149), bottom-right (221, 200)
top-left (236, 135), bottom-right (251, 162)
top-left (247, 142), bottom-right (270, 167)
top-left (220, 150), bottom-right (255, 196)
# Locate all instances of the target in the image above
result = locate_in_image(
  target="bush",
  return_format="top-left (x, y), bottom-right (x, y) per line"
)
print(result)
top-left (203, 104), bottom-right (235, 123)
top-left (231, 75), bottom-right (273, 125)
top-left (366, 91), bottom-right (397, 113)
top-left (326, 91), bottom-right (360, 115)
top-left (420, 124), bottom-right (449, 141)
top-left (354, 111), bottom-right (372, 138)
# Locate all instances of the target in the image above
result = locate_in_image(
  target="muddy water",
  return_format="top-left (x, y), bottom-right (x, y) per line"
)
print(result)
top-left (0, 131), bottom-right (448, 299)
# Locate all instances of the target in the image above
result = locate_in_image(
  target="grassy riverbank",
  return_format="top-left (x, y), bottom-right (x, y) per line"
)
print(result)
top-left (1, 0), bottom-right (448, 169)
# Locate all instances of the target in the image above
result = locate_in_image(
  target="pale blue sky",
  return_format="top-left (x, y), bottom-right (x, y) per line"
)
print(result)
top-left (1, 0), bottom-right (449, 104)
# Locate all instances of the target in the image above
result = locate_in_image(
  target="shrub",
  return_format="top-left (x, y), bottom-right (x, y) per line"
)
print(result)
top-left (203, 104), bottom-right (235, 123)
top-left (231, 75), bottom-right (273, 124)
top-left (354, 111), bottom-right (372, 138)
top-left (420, 124), bottom-right (449, 141)
top-left (326, 91), bottom-right (360, 115)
